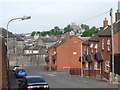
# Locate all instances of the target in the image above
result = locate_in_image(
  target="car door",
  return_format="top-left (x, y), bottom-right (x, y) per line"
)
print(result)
top-left (19, 77), bottom-right (26, 89)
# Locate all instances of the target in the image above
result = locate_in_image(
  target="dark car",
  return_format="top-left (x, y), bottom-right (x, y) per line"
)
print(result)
top-left (13, 66), bottom-right (20, 72)
top-left (18, 76), bottom-right (49, 90)
top-left (14, 68), bottom-right (27, 78)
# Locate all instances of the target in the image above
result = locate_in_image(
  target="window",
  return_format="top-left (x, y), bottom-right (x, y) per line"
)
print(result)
top-left (90, 43), bottom-right (93, 48)
top-left (94, 62), bottom-right (98, 70)
top-left (105, 61), bottom-right (110, 72)
top-left (91, 48), bottom-right (93, 53)
top-left (84, 46), bottom-right (86, 51)
top-left (102, 39), bottom-right (104, 50)
top-left (86, 62), bottom-right (89, 69)
top-left (107, 39), bottom-right (110, 45)
top-left (94, 44), bottom-right (98, 52)
top-left (87, 47), bottom-right (88, 54)
top-left (107, 46), bottom-right (110, 51)
top-left (107, 39), bottom-right (110, 51)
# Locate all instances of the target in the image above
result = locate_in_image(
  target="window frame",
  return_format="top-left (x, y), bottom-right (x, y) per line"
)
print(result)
top-left (94, 62), bottom-right (98, 70)
top-left (102, 39), bottom-right (105, 50)
top-left (105, 61), bottom-right (110, 72)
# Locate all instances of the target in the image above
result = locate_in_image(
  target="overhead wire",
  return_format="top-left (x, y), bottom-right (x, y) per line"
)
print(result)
top-left (79, 10), bottom-right (110, 26)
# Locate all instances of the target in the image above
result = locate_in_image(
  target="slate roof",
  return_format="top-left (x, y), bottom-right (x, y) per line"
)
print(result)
top-left (99, 20), bottom-right (120, 37)
top-left (48, 39), bottom-right (66, 50)
top-left (0, 27), bottom-right (15, 38)
top-left (15, 34), bottom-right (24, 41)
top-left (49, 36), bottom-right (88, 50)
top-left (41, 37), bottom-right (57, 43)
top-left (83, 20), bottom-right (120, 44)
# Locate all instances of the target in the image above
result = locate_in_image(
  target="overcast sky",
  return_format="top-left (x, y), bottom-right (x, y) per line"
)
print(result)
top-left (0, 0), bottom-right (118, 34)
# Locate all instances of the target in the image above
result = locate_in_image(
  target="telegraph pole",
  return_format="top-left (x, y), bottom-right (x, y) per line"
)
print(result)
top-left (110, 8), bottom-right (115, 82)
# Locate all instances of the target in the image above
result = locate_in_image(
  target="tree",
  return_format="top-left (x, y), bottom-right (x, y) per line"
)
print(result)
top-left (64, 25), bottom-right (73, 33)
top-left (37, 31), bottom-right (41, 34)
top-left (81, 26), bottom-right (100, 37)
top-left (81, 24), bottom-right (89, 30)
top-left (31, 31), bottom-right (36, 36)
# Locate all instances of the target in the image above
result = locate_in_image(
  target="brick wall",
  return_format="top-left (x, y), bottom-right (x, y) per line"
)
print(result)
top-left (0, 37), bottom-right (7, 89)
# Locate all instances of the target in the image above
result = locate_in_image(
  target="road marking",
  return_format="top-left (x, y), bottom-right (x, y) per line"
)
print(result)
top-left (47, 74), bottom-right (56, 77)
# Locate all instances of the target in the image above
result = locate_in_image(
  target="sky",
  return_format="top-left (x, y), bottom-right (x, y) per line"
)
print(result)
top-left (0, 0), bottom-right (118, 34)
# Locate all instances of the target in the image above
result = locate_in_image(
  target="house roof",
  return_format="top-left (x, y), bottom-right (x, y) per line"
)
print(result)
top-left (0, 27), bottom-right (15, 38)
top-left (41, 37), bottom-right (57, 43)
top-left (15, 34), bottom-right (24, 41)
top-left (24, 45), bottom-right (40, 50)
top-left (49, 36), bottom-right (87, 50)
top-left (99, 20), bottom-right (120, 37)
top-left (48, 39), bottom-right (66, 50)
top-left (88, 33), bottom-right (100, 42)
top-left (23, 45), bottom-right (47, 54)
top-left (83, 20), bottom-right (120, 44)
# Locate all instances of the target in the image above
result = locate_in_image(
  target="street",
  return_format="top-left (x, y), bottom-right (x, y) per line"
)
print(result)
top-left (9, 66), bottom-right (119, 89)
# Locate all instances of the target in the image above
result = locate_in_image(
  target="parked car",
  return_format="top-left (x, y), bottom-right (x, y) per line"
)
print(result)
top-left (18, 76), bottom-right (49, 90)
top-left (13, 66), bottom-right (20, 72)
top-left (14, 68), bottom-right (27, 78)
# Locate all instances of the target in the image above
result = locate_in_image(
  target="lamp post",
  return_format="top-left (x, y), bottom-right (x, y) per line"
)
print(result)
top-left (6, 16), bottom-right (31, 89)
top-left (110, 8), bottom-right (115, 82)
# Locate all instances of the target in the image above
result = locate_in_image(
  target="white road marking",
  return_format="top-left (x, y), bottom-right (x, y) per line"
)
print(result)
top-left (47, 74), bottom-right (56, 77)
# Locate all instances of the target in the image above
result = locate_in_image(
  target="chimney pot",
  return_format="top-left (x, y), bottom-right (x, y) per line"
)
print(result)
top-left (103, 18), bottom-right (108, 28)
top-left (115, 9), bottom-right (120, 22)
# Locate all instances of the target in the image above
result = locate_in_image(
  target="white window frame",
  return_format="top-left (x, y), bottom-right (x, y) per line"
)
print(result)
top-left (84, 46), bottom-right (86, 51)
top-left (94, 62), bottom-right (98, 70)
top-left (102, 39), bottom-right (105, 50)
top-left (107, 46), bottom-right (110, 51)
top-left (86, 62), bottom-right (89, 69)
top-left (105, 61), bottom-right (110, 72)
top-left (94, 44), bottom-right (98, 52)
top-left (87, 47), bottom-right (88, 54)
top-left (90, 43), bottom-right (93, 48)
top-left (107, 39), bottom-right (110, 51)
top-left (107, 39), bottom-right (110, 45)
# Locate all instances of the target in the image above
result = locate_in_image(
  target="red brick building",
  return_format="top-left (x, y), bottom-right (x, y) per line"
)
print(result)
top-left (81, 10), bottom-right (120, 81)
top-left (0, 36), bottom-right (7, 89)
top-left (47, 35), bottom-right (84, 71)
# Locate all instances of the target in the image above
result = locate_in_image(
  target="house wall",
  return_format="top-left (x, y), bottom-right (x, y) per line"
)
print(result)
top-left (49, 48), bottom-right (56, 69)
top-left (99, 37), bottom-right (111, 80)
top-left (114, 31), bottom-right (120, 53)
top-left (0, 37), bottom-right (7, 89)
top-left (16, 41), bottom-right (25, 54)
top-left (56, 36), bottom-right (83, 70)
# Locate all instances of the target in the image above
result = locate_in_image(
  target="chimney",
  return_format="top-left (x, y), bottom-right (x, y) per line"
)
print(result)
top-left (103, 18), bottom-right (108, 28)
top-left (66, 32), bottom-right (70, 40)
top-left (57, 36), bottom-right (62, 42)
top-left (115, 10), bottom-right (120, 22)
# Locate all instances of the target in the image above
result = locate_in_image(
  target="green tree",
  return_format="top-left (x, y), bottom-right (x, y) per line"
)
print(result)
top-left (64, 25), bottom-right (73, 33)
top-left (81, 26), bottom-right (100, 37)
top-left (81, 24), bottom-right (89, 30)
top-left (37, 31), bottom-right (41, 34)
top-left (31, 31), bottom-right (36, 36)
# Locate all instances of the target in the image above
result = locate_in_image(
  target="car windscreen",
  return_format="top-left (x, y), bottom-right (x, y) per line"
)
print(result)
top-left (27, 77), bottom-right (46, 83)
top-left (17, 69), bottom-right (25, 72)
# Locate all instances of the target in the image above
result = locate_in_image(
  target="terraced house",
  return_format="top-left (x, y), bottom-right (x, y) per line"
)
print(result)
top-left (46, 33), bottom-right (89, 71)
top-left (81, 10), bottom-right (120, 82)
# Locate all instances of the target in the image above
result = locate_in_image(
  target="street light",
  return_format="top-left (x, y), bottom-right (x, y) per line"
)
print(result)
top-left (6, 16), bottom-right (31, 89)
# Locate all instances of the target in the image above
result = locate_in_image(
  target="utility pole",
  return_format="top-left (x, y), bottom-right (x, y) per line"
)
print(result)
top-left (81, 44), bottom-right (83, 76)
top-left (110, 8), bottom-right (115, 82)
